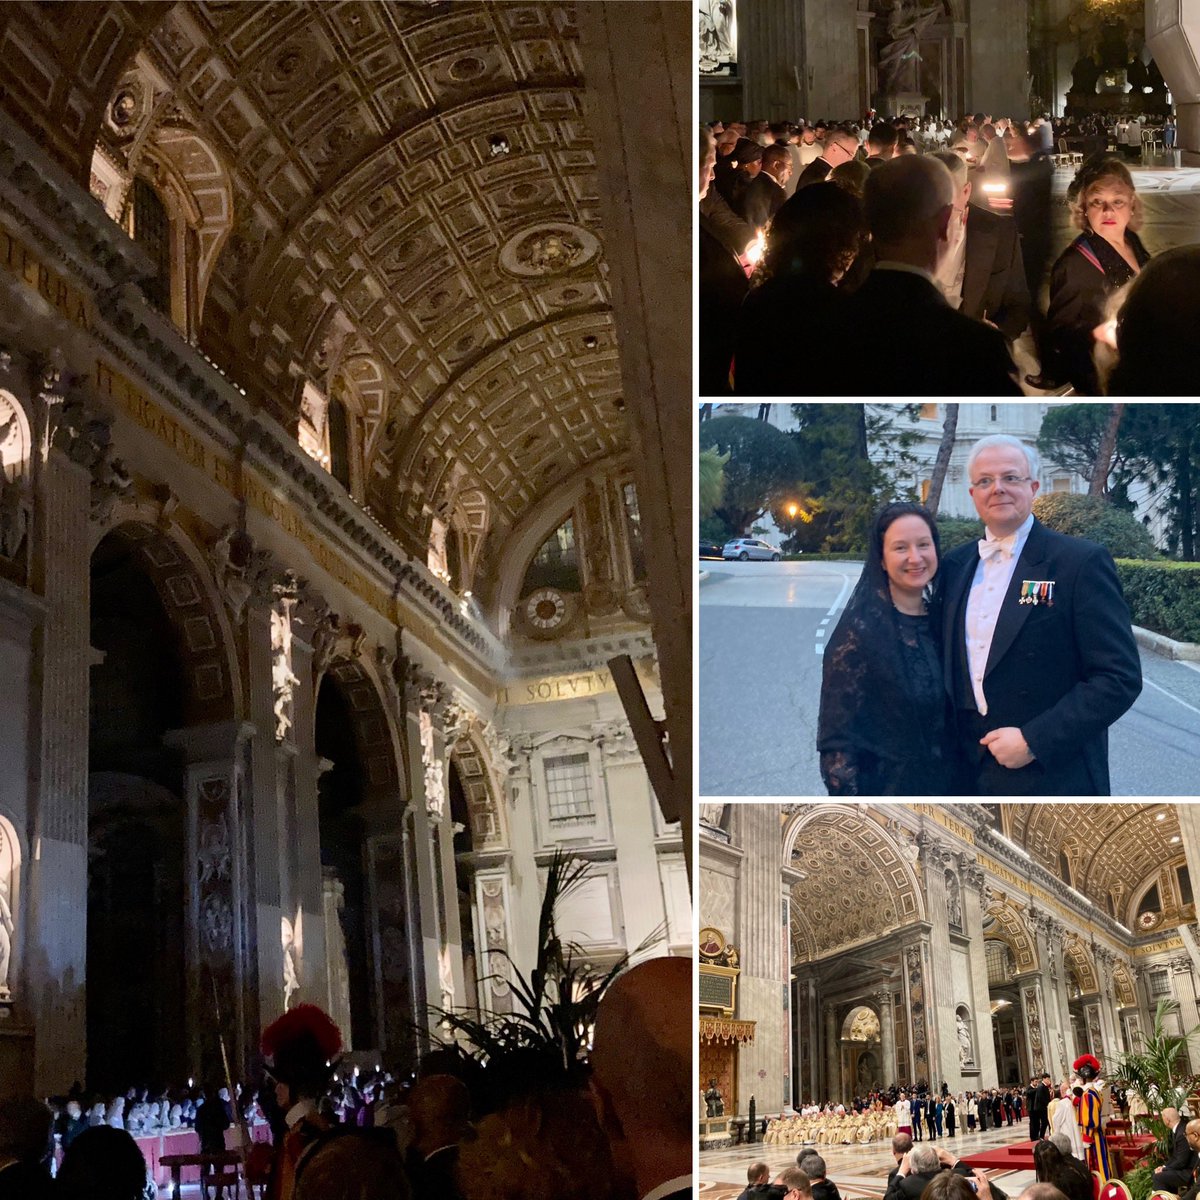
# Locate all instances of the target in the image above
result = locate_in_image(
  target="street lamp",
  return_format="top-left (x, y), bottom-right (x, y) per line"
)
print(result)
top-left (786, 501), bottom-right (799, 520)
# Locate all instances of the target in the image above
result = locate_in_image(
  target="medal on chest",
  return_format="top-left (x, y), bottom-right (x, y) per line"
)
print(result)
top-left (1018, 580), bottom-right (1055, 606)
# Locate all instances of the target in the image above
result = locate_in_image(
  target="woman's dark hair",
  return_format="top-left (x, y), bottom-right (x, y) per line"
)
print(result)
top-left (757, 182), bottom-right (866, 286)
top-left (1034, 1140), bottom-right (1064, 1181)
top-left (871, 502), bottom-right (941, 595)
top-left (57, 1125), bottom-right (150, 1200)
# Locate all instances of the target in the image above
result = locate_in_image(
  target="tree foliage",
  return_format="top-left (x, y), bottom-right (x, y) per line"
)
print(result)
top-left (1116, 405), bottom-right (1200, 561)
top-left (699, 445), bottom-right (728, 517)
top-left (1033, 493), bottom-right (1158, 559)
top-left (698, 415), bottom-right (801, 536)
top-left (779, 404), bottom-right (921, 552)
top-left (1037, 403), bottom-right (1119, 487)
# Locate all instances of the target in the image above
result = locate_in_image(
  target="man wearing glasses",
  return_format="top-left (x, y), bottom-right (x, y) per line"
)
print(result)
top-left (795, 128), bottom-right (860, 190)
top-left (940, 434), bottom-right (1142, 795)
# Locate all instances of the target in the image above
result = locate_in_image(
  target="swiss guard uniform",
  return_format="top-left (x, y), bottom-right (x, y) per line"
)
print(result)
top-left (1073, 1053), bottom-right (1111, 1181)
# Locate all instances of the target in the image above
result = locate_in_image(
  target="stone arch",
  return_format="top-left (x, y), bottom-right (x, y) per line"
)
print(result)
top-left (783, 806), bottom-right (925, 963)
top-left (317, 656), bottom-right (401, 799)
top-left (842, 1003), bottom-right (882, 1042)
top-left (0, 389), bottom-right (33, 482)
top-left (1114, 960), bottom-right (1136, 1009)
top-left (90, 514), bottom-right (242, 726)
top-left (1062, 933), bottom-right (1099, 994)
top-left (488, 454), bottom-right (624, 635)
top-left (146, 126), bottom-right (235, 327)
top-left (450, 728), bottom-right (507, 853)
top-left (981, 898), bottom-right (1039, 974)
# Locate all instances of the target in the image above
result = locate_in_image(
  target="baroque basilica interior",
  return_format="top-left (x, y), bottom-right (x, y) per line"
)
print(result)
top-left (700, 804), bottom-right (1200, 1128)
top-left (0, 0), bottom-right (690, 1097)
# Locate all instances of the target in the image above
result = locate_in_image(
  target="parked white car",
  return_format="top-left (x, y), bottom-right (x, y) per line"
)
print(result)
top-left (722, 537), bottom-right (781, 561)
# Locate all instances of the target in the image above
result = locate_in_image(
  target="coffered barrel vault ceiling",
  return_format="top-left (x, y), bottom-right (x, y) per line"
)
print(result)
top-left (1, 0), bottom-right (629, 587)
top-left (1001, 803), bottom-right (1183, 918)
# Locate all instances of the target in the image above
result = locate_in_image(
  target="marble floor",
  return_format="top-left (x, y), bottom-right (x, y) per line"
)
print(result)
top-left (699, 1121), bottom-right (1041, 1200)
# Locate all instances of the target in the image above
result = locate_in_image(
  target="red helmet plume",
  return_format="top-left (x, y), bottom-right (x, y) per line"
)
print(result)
top-left (261, 1004), bottom-right (343, 1096)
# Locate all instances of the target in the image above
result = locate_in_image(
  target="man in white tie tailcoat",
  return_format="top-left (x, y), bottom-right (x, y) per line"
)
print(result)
top-left (940, 434), bottom-right (1142, 794)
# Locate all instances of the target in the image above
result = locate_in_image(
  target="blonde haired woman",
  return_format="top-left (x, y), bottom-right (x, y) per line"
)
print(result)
top-left (1043, 157), bottom-right (1151, 394)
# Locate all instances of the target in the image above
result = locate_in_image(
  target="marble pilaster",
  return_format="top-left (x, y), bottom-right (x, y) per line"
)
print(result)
top-left (920, 839), bottom-right (956, 1088)
top-left (961, 862), bottom-right (998, 1086)
top-left (875, 988), bottom-right (897, 1088)
top-left (735, 805), bottom-right (788, 1113)
top-left (27, 447), bottom-right (90, 1093)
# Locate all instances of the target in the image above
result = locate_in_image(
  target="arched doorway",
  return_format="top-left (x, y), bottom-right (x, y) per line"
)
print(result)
top-left (87, 521), bottom-right (240, 1090)
top-left (842, 1005), bottom-right (883, 1094)
top-left (314, 671), bottom-right (373, 1050)
top-left (88, 533), bottom-right (188, 1091)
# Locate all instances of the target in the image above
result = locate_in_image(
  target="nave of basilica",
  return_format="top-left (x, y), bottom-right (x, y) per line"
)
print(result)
top-left (699, 804), bottom-right (1200, 1186)
top-left (0, 0), bottom-right (691, 1101)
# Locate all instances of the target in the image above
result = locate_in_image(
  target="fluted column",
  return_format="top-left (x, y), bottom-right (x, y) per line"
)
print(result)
top-left (825, 1002), bottom-right (839, 1101)
top-left (875, 988), bottom-right (897, 1088)
top-left (920, 836), bottom-right (956, 1089)
top-left (962, 861), bottom-right (998, 1086)
top-left (735, 806), bottom-right (788, 1113)
top-left (26, 430), bottom-right (90, 1093)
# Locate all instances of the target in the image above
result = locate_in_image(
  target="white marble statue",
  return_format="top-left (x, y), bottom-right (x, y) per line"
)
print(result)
top-left (957, 1011), bottom-right (974, 1064)
top-left (0, 878), bottom-right (13, 997)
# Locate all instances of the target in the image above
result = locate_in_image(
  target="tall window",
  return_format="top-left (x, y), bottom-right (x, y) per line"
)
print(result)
top-left (544, 753), bottom-right (594, 824)
top-left (328, 396), bottom-right (351, 490)
top-left (1148, 967), bottom-right (1171, 999)
top-left (523, 518), bottom-right (580, 593)
top-left (985, 939), bottom-right (1013, 987)
top-left (130, 177), bottom-right (171, 314)
top-left (1179, 865), bottom-right (1193, 907)
top-left (623, 483), bottom-right (646, 581)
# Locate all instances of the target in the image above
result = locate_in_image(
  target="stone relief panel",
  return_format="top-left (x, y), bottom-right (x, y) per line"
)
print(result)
top-left (475, 873), bottom-right (513, 1014)
top-left (905, 943), bottom-right (929, 1082)
top-left (195, 773), bottom-right (240, 1073)
top-left (1022, 984), bottom-right (1045, 1073)
top-left (369, 833), bottom-right (414, 1059)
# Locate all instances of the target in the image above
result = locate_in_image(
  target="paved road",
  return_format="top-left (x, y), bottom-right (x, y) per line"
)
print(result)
top-left (698, 559), bottom-right (1200, 797)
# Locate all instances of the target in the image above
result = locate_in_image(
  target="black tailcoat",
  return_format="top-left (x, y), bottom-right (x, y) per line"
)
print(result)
top-left (941, 519), bottom-right (1142, 795)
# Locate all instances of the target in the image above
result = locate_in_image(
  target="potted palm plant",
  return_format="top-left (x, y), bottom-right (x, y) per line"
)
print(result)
top-left (1111, 998), bottom-right (1200, 1200)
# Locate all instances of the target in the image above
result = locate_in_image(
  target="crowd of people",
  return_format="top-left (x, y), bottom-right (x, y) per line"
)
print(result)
top-left (750, 1057), bottom-right (1162, 1200)
top-left (0, 957), bottom-right (691, 1200)
top-left (699, 109), bottom-right (1197, 397)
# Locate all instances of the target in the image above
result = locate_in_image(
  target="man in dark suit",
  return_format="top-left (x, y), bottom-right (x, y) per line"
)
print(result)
top-left (1153, 1109), bottom-right (1198, 1194)
top-left (796, 127), bottom-right (859, 189)
top-left (911, 1094), bottom-right (925, 1141)
top-left (866, 122), bottom-right (898, 168)
top-left (931, 151), bottom-right (1031, 340)
top-left (798, 1153), bottom-right (842, 1200)
top-left (941, 435), bottom-right (1143, 795)
top-left (1031, 1074), bottom-right (1052, 1141)
top-left (738, 144), bottom-right (791, 229)
top-left (821, 155), bottom-right (1020, 395)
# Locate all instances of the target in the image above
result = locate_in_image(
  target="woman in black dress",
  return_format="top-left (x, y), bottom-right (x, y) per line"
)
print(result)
top-left (1043, 157), bottom-right (1151, 394)
top-left (817, 502), bottom-right (959, 796)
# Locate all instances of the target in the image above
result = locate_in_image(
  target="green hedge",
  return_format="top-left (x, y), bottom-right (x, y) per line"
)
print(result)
top-left (780, 552), bottom-right (866, 562)
top-left (1033, 493), bottom-right (1159, 559)
top-left (1116, 560), bottom-right (1200, 644)
top-left (936, 517), bottom-right (986, 553)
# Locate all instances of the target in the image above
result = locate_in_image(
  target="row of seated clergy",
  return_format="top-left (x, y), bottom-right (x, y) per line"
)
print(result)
top-left (765, 1112), bottom-right (899, 1145)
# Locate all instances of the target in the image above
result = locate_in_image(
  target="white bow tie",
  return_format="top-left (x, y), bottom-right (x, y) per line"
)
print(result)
top-left (978, 535), bottom-right (1017, 562)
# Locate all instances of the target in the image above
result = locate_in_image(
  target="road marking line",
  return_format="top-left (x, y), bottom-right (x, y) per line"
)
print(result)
top-left (820, 618), bottom-right (830, 626)
top-left (1182, 661), bottom-right (1200, 676)
top-left (1143, 676), bottom-right (1200, 719)
top-left (826, 571), bottom-right (854, 617)
top-left (815, 644), bottom-right (824, 656)
top-left (816, 628), bottom-right (826, 638)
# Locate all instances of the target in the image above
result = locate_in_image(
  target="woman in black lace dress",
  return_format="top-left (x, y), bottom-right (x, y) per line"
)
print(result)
top-left (817, 502), bottom-right (960, 796)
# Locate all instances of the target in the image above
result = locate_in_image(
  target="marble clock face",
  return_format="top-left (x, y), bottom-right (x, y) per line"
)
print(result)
top-left (525, 587), bottom-right (566, 630)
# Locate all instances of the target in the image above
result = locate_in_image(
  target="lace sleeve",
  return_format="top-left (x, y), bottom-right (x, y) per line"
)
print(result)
top-left (820, 749), bottom-right (860, 796)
